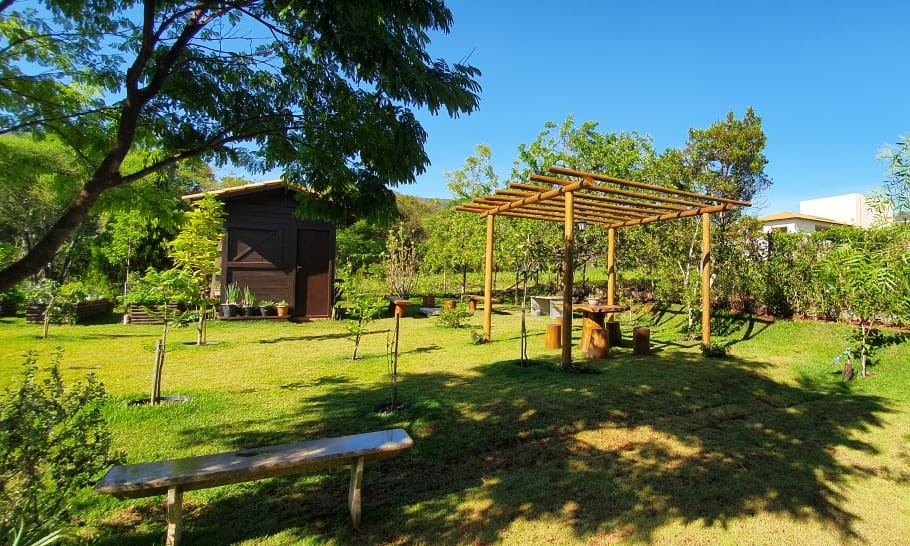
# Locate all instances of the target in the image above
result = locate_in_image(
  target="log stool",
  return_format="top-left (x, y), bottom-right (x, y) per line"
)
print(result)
top-left (392, 300), bottom-right (410, 318)
top-left (605, 321), bottom-right (622, 347)
top-left (587, 328), bottom-right (609, 359)
top-left (467, 299), bottom-right (478, 312)
top-left (422, 295), bottom-right (436, 307)
top-left (443, 300), bottom-right (457, 310)
top-left (633, 326), bottom-right (650, 355)
top-left (545, 323), bottom-right (562, 349)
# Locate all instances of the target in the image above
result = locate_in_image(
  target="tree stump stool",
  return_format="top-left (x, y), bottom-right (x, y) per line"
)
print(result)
top-left (605, 321), bottom-right (622, 347)
top-left (467, 299), bottom-right (478, 312)
top-left (633, 326), bottom-right (650, 355)
top-left (443, 300), bottom-right (456, 310)
top-left (392, 300), bottom-right (410, 318)
top-left (545, 323), bottom-right (561, 349)
top-left (422, 295), bottom-right (436, 307)
top-left (587, 328), bottom-right (609, 359)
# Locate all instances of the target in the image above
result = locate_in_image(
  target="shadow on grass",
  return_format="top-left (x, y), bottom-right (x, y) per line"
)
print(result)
top-left (258, 330), bottom-right (386, 344)
top-left (93, 351), bottom-right (893, 545)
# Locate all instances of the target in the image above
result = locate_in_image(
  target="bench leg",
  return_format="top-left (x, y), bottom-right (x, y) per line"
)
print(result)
top-left (348, 456), bottom-right (364, 528)
top-left (166, 487), bottom-right (183, 546)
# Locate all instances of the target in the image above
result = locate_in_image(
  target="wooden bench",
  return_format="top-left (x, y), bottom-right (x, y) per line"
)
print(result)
top-left (94, 429), bottom-right (413, 546)
top-left (462, 294), bottom-right (501, 311)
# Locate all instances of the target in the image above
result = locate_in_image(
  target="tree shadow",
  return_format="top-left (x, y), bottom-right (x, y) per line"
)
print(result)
top-left (92, 350), bottom-right (894, 545)
top-left (258, 330), bottom-right (384, 344)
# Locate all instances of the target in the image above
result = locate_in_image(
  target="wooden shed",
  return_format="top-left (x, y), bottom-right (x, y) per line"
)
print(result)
top-left (183, 181), bottom-right (335, 319)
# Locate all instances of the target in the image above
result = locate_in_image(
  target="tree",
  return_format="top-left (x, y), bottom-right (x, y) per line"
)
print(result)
top-left (0, 1), bottom-right (480, 291)
top-left (684, 108), bottom-right (772, 312)
top-left (874, 132), bottom-right (910, 218)
top-left (445, 144), bottom-right (500, 200)
top-left (168, 194), bottom-right (225, 345)
top-left (820, 227), bottom-right (910, 377)
top-left (684, 107), bottom-right (771, 206)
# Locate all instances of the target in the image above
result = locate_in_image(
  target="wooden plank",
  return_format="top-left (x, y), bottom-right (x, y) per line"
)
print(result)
top-left (94, 429), bottom-right (413, 499)
top-left (531, 174), bottom-right (705, 208)
top-left (166, 487), bottom-right (183, 546)
top-left (479, 180), bottom-right (584, 217)
top-left (483, 215), bottom-right (494, 342)
top-left (606, 203), bottom-right (734, 229)
top-left (702, 212), bottom-right (711, 345)
top-left (349, 456), bottom-right (364, 528)
top-left (562, 193), bottom-right (574, 367)
top-left (548, 166), bottom-right (752, 207)
top-left (509, 182), bottom-right (688, 213)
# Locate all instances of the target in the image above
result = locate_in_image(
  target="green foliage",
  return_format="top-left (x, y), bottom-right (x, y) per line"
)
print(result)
top-left (436, 305), bottom-right (472, 328)
top-left (445, 144), bottom-right (500, 200)
top-left (0, 350), bottom-right (117, 544)
top-left (223, 283), bottom-right (240, 305)
top-left (345, 294), bottom-right (387, 360)
top-left (0, 0), bottom-right (480, 290)
top-left (124, 268), bottom-right (197, 307)
top-left (684, 107), bottom-right (771, 204)
top-left (874, 132), bottom-right (910, 217)
top-left (700, 342), bottom-right (729, 358)
top-left (336, 220), bottom-right (388, 274)
top-left (168, 195), bottom-right (224, 293)
top-left (241, 286), bottom-right (256, 307)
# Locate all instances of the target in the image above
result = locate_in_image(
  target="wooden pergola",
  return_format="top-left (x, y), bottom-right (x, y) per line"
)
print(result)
top-left (455, 166), bottom-right (751, 367)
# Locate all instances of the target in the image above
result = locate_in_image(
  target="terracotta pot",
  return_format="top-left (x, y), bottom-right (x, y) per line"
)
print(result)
top-left (276, 305), bottom-right (289, 317)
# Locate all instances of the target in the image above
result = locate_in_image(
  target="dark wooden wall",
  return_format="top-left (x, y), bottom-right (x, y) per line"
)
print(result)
top-left (220, 187), bottom-right (335, 318)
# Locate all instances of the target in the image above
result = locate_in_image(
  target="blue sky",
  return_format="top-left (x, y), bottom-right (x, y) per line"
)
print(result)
top-left (407, 1), bottom-right (910, 214)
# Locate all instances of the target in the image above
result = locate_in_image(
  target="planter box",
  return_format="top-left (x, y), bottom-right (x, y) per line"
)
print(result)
top-left (128, 304), bottom-right (183, 325)
top-left (0, 300), bottom-right (16, 316)
top-left (26, 300), bottom-right (113, 324)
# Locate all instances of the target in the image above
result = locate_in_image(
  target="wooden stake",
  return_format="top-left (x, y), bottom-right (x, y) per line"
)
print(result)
top-left (483, 214), bottom-right (495, 343)
top-left (701, 212), bottom-right (711, 345)
top-left (562, 192), bottom-right (574, 368)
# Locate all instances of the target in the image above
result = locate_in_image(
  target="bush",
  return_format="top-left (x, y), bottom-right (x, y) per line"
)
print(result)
top-left (437, 306), bottom-right (472, 328)
top-left (701, 342), bottom-right (729, 358)
top-left (0, 350), bottom-right (118, 543)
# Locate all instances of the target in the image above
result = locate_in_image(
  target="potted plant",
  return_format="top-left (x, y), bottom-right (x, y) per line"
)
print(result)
top-left (276, 300), bottom-right (289, 317)
top-left (241, 286), bottom-right (259, 316)
top-left (221, 283), bottom-right (240, 318)
top-left (259, 300), bottom-right (277, 317)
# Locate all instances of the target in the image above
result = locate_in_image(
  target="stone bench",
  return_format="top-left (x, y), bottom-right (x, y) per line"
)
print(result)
top-left (94, 429), bottom-right (413, 546)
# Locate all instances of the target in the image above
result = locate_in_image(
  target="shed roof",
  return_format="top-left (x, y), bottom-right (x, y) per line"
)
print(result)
top-left (181, 179), bottom-right (291, 203)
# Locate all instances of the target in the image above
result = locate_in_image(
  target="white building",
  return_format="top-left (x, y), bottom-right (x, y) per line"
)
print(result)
top-left (760, 193), bottom-right (891, 234)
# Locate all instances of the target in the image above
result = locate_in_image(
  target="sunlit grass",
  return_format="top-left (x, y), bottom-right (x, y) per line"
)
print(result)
top-left (1, 303), bottom-right (908, 545)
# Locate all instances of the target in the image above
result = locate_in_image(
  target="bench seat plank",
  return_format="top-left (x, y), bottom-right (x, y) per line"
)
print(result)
top-left (94, 428), bottom-right (412, 499)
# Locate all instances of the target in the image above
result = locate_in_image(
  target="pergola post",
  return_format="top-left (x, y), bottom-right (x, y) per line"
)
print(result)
top-left (701, 212), bottom-right (711, 345)
top-left (607, 227), bottom-right (616, 320)
top-left (562, 191), bottom-right (574, 367)
top-left (483, 214), bottom-right (495, 343)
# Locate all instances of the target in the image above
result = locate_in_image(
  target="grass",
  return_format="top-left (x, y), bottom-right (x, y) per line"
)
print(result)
top-left (1, 304), bottom-right (909, 545)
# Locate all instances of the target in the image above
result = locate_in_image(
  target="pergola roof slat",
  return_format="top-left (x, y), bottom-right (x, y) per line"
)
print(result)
top-left (457, 167), bottom-right (750, 230)
top-left (549, 166), bottom-right (752, 207)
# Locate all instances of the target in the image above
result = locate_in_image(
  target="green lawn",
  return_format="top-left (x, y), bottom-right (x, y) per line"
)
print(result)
top-left (1, 305), bottom-right (909, 545)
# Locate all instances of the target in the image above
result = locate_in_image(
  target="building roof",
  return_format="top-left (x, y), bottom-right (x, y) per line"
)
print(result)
top-left (181, 179), bottom-right (299, 202)
top-left (758, 211), bottom-right (847, 226)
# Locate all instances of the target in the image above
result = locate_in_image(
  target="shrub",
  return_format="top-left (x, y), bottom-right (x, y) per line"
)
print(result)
top-left (437, 306), bottom-right (472, 328)
top-left (701, 342), bottom-right (729, 358)
top-left (0, 350), bottom-right (118, 543)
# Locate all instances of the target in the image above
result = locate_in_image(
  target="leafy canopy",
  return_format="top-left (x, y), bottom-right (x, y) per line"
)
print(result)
top-left (0, 0), bottom-right (481, 290)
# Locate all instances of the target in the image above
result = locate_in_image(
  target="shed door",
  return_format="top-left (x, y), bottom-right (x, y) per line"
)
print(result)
top-left (295, 228), bottom-right (333, 317)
